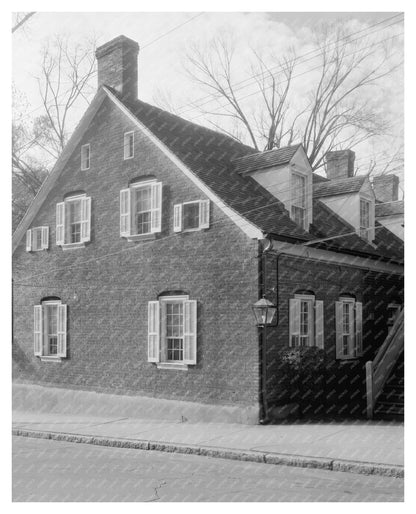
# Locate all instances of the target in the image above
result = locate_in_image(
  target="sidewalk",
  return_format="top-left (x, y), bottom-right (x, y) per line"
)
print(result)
top-left (12, 410), bottom-right (404, 478)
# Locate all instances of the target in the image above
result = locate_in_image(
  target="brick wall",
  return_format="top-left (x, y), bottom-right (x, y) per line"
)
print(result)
top-left (12, 97), bottom-right (260, 409)
top-left (262, 252), bottom-right (403, 417)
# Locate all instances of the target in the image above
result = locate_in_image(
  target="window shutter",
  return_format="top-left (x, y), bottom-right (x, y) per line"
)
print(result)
top-left (173, 204), bottom-right (182, 232)
top-left (150, 182), bottom-right (162, 233)
top-left (183, 300), bottom-right (197, 365)
top-left (33, 305), bottom-right (43, 356)
top-left (57, 304), bottom-right (67, 358)
top-left (199, 200), bottom-right (210, 229)
top-left (335, 301), bottom-right (345, 359)
top-left (26, 230), bottom-right (32, 252)
top-left (148, 301), bottom-right (160, 362)
top-left (355, 302), bottom-right (363, 356)
top-left (289, 298), bottom-right (301, 347)
top-left (120, 188), bottom-right (131, 237)
top-left (56, 202), bottom-right (65, 245)
top-left (315, 300), bottom-right (324, 349)
top-left (80, 196), bottom-right (91, 242)
top-left (41, 227), bottom-right (49, 250)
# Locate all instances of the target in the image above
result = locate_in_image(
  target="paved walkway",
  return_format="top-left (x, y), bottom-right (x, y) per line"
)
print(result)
top-left (12, 411), bottom-right (404, 477)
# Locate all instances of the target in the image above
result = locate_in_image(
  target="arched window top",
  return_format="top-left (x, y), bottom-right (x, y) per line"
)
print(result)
top-left (63, 190), bottom-right (86, 200)
top-left (339, 293), bottom-right (356, 301)
top-left (129, 175), bottom-right (156, 187)
top-left (158, 290), bottom-right (189, 299)
top-left (40, 296), bottom-right (61, 303)
top-left (294, 289), bottom-right (315, 298)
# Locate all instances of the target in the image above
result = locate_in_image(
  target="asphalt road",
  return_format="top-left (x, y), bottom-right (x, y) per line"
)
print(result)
top-left (12, 436), bottom-right (404, 502)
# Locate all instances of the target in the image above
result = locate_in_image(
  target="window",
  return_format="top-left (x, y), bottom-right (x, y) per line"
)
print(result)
top-left (81, 144), bottom-right (90, 170)
top-left (360, 199), bottom-right (370, 240)
top-left (26, 227), bottom-right (49, 252)
top-left (124, 131), bottom-right (134, 159)
top-left (173, 200), bottom-right (210, 232)
top-left (148, 295), bottom-right (197, 369)
top-left (335, 297), bottom-right (363, 359)
top-left (34, 300), bottom-right (67, 360)
top-left (291, 173), bottom-right (307, 229)
top-left (289, 294), bottom-right (324, 348)
top-left (120, 181), bottom-right (162, 238)
top-left (56, 194), bottom-right (91, 247)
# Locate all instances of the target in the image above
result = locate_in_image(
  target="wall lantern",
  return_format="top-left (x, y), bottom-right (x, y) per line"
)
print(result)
top-left (252, 296), bottom-right (277, 326)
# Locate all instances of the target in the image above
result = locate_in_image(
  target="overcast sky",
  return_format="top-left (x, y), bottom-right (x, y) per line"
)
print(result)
top-left (12, 11), bottom-right (404, 181)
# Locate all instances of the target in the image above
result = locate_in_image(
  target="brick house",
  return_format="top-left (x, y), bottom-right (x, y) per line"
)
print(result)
top-left (12, 36), bottom-right (404, 423)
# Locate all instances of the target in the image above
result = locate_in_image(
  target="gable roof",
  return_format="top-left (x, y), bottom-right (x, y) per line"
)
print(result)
top-left (313, 175), bottom-right (366, 198)
top-left (232, 144), bottom-right (302, 175)
top-left (375, 200), bottom-right (404, 218)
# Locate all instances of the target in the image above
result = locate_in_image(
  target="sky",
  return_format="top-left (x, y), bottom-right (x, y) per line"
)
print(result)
top-left (12, 11), bottom-right (404, 181)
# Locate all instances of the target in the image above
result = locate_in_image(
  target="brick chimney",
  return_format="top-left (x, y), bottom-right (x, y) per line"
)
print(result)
top-left (372, 174), bottom-right (399, 203)
top-left (96, 35), bottom-right (139, 102)
top-left (325, 150), bottom-right (355, 180)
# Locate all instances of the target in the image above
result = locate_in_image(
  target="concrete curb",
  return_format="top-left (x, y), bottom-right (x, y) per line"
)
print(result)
top-left (12, 428), bottom-right (404, 479)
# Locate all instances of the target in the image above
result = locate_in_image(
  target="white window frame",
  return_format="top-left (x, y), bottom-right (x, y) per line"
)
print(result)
top-left (26, 226), bottom-right (49, 252)
top-left (335, 297), bottom-right (363, 359)
top-left (34, 300), bottom-right (67, 362)
top-left (120, 180), bottom-right (162, 241)
top-left (148, 294), bottom-right (197, 370)
top-left (173, 199), bottom-right (210, 233)
top-left (291, 172), bottom-right (307, 230)
top-left (56, 194), bottom-right (91, 249)
top-left (359, 198), bottom-right (370, 240)
top-left (124, 131), bottom-right (134, 160)
top-left (81, 144), bottom-right (90, 171)
top-left (289, 294), bottom-right (324, 349)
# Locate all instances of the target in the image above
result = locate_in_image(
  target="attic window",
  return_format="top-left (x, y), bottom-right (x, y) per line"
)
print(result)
top-left (124, 131), bottom-right (134, 160)
top-left (81, 144), bottom-right (90, 170)
top-left (360, 199), bottom-right (370, 240)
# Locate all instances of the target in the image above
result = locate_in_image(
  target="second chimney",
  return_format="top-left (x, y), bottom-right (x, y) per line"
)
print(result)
top-left (325, 150), bottom-right (355, 180)
top-left (96, 35), bottom-right (139, 102)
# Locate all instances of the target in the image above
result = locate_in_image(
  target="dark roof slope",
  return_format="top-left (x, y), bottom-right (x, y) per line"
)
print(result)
top-left (312, 173), bottom-right (329, 184)
top-left (118, 92), bottom-right (313, 240)
top-left (375, 201), bottom-right (404, 217)
top-left (373, 221), bottom-right (404, 263)
top-left (232, 144), bottom-right (301, 175)
top-left (313, 175), bottom-right (366, 198)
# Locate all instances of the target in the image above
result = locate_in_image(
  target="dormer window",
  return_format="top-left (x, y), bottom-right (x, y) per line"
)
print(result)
top-left (291, 172), bottom-right (307, 229)
top-left (81, 144), bottom-right (90, 170)
top-left (360, 199), bottom-right (370, 240)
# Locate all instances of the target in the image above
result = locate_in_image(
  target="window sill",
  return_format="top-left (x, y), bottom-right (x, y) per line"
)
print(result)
top-left (125, 233), bottom-right (157, 242)
top-left (27, 248), bottom-right (48, 253)
top-left (39, 356), bottom-right (63, 363)
top-left (61, 242), bottom-right (87, 250)
top-left (156, 362), bottom-right (189, 371)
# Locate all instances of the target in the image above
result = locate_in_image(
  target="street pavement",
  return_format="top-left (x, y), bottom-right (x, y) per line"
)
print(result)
top-left (12, 436), bottom-right (404, 502)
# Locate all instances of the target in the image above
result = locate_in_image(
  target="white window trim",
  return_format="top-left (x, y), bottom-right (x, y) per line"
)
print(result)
top-left (121, 180), bottom-right (162, 239)
top-left (124, 131), bottom-right (134, 160)
top-left (58, 193), bottom-right (91, 248)
top-left (336, 297), bottom-right (363, 360)
top-left (26, 226), bottom-right (49, 252)
top-left (81, 144), bottom-right (90, 171)
top-left (174, 199), bottom-right (210, 233)
top-left (290, 170), bottom-right (309, 230)
top-left (37, 300), bottom-right (66, 361)
top-left (290, 294), bottom-right (324, 349)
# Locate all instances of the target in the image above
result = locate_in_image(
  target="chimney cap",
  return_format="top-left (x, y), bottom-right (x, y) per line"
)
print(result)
top-left (96, 35), bottom-right (139, 60)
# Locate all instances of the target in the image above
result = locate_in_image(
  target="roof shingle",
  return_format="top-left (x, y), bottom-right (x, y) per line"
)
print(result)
top-left (313, 176), bottom-right (366, 198)
top-left (232, 145), bottom-right (301, 175)
top-left (375, 201), bottom-right (404, 218)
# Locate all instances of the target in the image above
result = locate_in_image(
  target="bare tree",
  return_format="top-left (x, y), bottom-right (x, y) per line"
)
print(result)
top-left (35, 35), bottom-right (97, 160)
top-left (182, 23), bottom-right (403, 170)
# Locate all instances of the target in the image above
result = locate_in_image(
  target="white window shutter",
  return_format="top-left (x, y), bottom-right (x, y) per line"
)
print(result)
top-left (315, 300), bottom-right (324, 349)
top-left (148, 301), bottom-right (160, 362)
top-left (150, 182), bottom-right (162, 233)
top-left (56, 202), bottom-right (65, 245)
top-left (41, 227), bottom-right (49, 250)
top-left (355, 302), bottom-right (363, 356)
top-left (199, 200), bottom-right (210, 229)
top-left (26, 230), bottom-right (32, 252)
top-left (120, 188), bottom-right (131, 237)
top-left (335, 301), bottom-right (345, 359)
top-left (183, 300), bottom-right (197, 365)
top-left (173, 204), bottom-right (182, 232)
top-left (289, 299), bottom-right (301, 347)
top-left (33, 305), bottom-right (43, 356)
top-left (57, 304), bottom-right (67, 358)
top-left (80, 196), bottom-right (91, 242)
